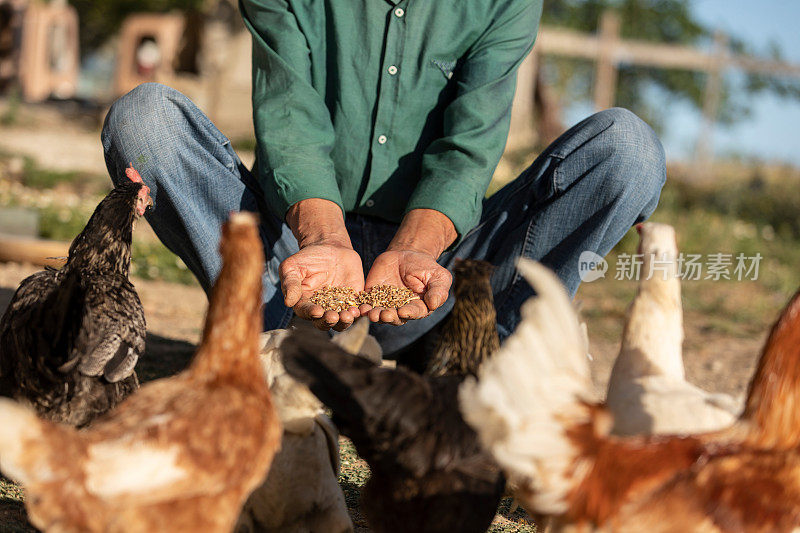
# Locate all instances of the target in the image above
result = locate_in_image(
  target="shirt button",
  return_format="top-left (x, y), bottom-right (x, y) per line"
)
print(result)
top-left (388, 65), bottom-right (398, 75)
top-left (365, 199), bottom-right (375, 207)
top-left (377, 134), bottom-right (388, 144)
top-left (394, 7), bottom-right (405, 18)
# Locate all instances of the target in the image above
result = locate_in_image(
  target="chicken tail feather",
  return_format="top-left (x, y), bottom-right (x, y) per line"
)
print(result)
top-left (281, 331), bottom-right (377, 435)
top-left (741, 287), bottom-right (800, 448)
top-left (459, 259), bottom-right (596, 515)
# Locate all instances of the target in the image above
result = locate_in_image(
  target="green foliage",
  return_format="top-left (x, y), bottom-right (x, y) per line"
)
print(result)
top-left (634, 174), bottom-right (800, 295)
top-left (130, 242), bottom-right (195, 284)
top-left (540, 0), bottom-right (800, 132)
top-left (71, 0), bottom-right (205, 53)
top-left (37, 204), bottom-right (88, 241)
top-left (0, 88), bottom-right (21, 126)
top-left (18, 157), bottom-right (82, 190)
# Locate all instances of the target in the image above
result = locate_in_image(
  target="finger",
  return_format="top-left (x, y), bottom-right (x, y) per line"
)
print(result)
top-left (358, 303), bottom-right (373, 316)
top-left (332, 309), bottom-right (356, 332)
top-left (295, 300), bottom-right (326, 320)
top-left (312, 310), bottom-right (339, 331)
top-left (397, 299), bottom-right (428, 320)
top-left (379, 308), bottom-right (404, 326)
top-left (282, 271), bottom-right (303, 307)
top-left (321, 310), bottom-right (340, 328)
top-left (368, 307), bottom-right (385, 322)
top-left (423, 277), bottom-right (452, 311)
top-left (402, 275), bottom-right (426, 294)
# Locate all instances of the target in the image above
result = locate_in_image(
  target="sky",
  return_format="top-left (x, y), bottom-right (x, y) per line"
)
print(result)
top-left (675, 0), bottom-right (800, 165)
top-left (568, 0), bottom-right (800, 166)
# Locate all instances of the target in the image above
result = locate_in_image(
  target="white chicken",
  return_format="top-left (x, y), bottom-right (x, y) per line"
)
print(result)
top-left (605, 222), bottom-right (740, 436)
top-left (236, 319), bottom-right (380, 533)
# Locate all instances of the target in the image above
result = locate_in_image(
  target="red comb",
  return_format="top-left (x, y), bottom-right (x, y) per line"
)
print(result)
top-left (125, 164), bottom-right (143, 184)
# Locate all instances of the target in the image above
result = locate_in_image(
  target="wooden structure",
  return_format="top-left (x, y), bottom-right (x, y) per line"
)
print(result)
top-left (0, 0), bottom-right (26, 90)
top-left (114, 12), bottom-right (185, 96)
top-left (0, 233), bottom-right (68, 268)
top-left (510, 10), bottom-right (800, 169)
top-left (17, 0), bottom-right (79, 102)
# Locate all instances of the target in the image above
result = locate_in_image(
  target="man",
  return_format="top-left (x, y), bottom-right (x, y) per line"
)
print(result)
top-left (101, 0), bottom-right (665, 355)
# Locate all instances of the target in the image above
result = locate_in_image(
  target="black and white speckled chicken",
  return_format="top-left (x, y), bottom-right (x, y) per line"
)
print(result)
top-left (280, 259), bottom-right (503, 533)
top-left (427, 259), bottom-right (498, 377)
top-left (0, 165), bottom-right (152, 427)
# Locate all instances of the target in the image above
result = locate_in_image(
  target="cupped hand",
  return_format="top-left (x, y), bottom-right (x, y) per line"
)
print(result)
top-left (280, 243), bottom-right (365, 331)
top-left (362, 249), bottom-right (452, 325)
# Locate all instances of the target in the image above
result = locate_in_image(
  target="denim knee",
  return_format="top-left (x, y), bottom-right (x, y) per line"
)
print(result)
top-left (595, 107), bottom-right (666, 203)
top-left (102, 83), bottom-right (192, 186)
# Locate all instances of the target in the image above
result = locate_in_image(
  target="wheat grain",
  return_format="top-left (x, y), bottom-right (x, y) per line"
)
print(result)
top-left (310, 285), bottom-right (420, 311)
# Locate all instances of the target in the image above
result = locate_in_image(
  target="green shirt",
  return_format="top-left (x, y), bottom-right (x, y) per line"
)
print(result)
top-left (240, 0), bottom-right (542, 243)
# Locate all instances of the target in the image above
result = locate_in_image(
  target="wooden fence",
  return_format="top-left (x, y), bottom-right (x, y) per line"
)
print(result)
top-left (508, 11), bottom-right (800, 172)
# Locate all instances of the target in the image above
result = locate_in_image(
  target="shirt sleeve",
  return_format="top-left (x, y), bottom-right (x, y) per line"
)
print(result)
top-left (240, 0), bottom-right (343, 219)
top-left (404, 0), bottom-right (543, 245)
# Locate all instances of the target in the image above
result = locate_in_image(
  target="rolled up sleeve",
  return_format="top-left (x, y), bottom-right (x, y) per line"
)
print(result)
top-left (240, 0), bottom-right (343, 218)
top-left (405, 0), bottom-right (542, 244)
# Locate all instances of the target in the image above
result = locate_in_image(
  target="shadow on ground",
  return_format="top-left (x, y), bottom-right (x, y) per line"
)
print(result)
top-left (0, 493), bottom-right (33, 532)
top-left (139, 333), bottom-right (196, 382)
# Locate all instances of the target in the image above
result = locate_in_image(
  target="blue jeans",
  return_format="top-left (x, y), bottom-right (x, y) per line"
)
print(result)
top-left (102, 83), bottom-right (665, 356)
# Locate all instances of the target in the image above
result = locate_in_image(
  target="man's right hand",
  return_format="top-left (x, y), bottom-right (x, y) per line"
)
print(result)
top-left (280, 243), bottom-right (364, 330)
top-left (281, 198), bottom-right (363, 331)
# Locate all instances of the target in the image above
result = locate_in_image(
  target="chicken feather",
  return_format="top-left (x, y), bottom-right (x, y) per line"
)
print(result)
top-left (606, 223), bottom-right (739, 436)
top-left (0, 175), bottom-right (148, 427)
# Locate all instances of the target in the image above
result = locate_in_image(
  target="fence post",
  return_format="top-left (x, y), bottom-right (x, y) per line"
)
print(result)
top-left (593, 10), bottom-right (620, 110)
top-left (694, 31), bottom-right (728, 178)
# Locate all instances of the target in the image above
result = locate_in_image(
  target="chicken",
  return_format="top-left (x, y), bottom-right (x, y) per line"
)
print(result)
top-left (427, 259), bottom-right (499, 377)
top-left (461, 258), bottom-right (800, 532)
top-left (235, 320), bottom-right (379, 533)
top-left (280, 260), bottom-right (504, 533)
top-left (606, 222), bottom-right (739, 435)
top-left (0, 165), bottom-right (152, 427)
top-left (0, 212), bottom-right (282, 533)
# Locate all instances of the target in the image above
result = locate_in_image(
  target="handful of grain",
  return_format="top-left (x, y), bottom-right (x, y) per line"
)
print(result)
top-left (309, 286), bottom-right (360, 312)
top-left (359, 285), bottom-right (419, 308)
top-left (310, 285), bottom-right (419, 311)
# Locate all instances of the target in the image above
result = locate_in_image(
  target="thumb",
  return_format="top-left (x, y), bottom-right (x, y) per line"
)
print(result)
top-left (423, 274), bottom-right (452, 311)
top-left (282, 271), bottom-right (303, 307)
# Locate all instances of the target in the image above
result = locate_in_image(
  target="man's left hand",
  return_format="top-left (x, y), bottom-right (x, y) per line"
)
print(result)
top-left (362, 249), bottom-right (452, 325)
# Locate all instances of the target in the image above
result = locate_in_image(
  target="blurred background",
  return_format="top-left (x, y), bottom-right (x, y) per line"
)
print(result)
top-left (0, 1), bottom-right (798, 531)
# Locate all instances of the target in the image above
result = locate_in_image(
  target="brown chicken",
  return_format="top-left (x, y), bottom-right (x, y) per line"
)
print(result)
top-left (0, 165), bottom-right (151, 427)
top-left (0, 212), bottom-right (282, 533)
top-left (427, 259), bottom-right (499, 377)
top-left (461, 259), bottom-right (800, 532)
